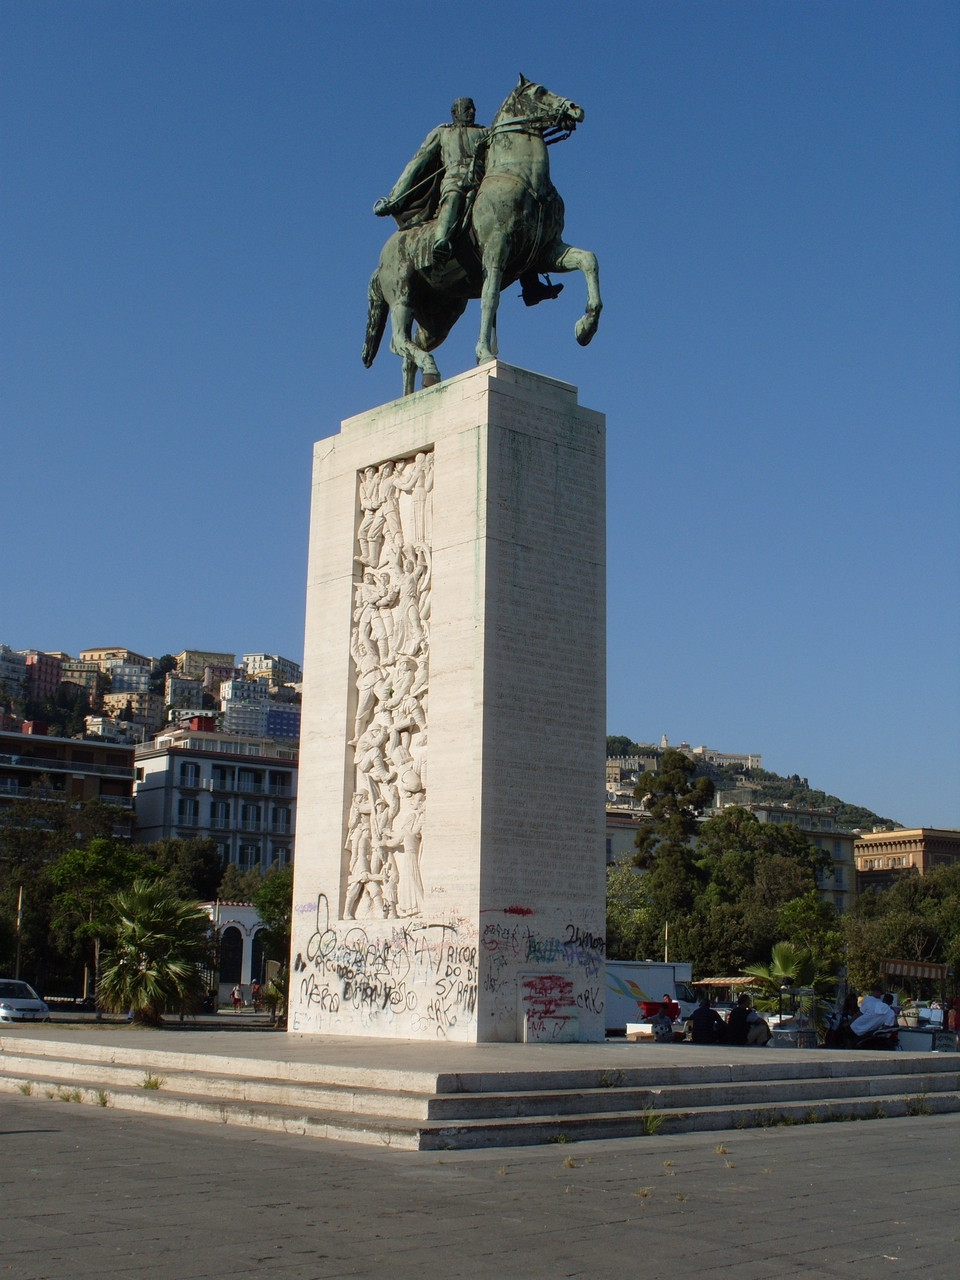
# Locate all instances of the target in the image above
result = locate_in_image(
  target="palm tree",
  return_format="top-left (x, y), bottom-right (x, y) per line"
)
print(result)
top-left (97, 879), bottom-right (210, 1025)
top-left (743, 941), bottom-right (836, 1035)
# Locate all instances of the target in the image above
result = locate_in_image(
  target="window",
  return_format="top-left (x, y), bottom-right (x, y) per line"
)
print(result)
top-left (605, 837), bottom-right (612, 859)
top-left (833, 867), bottom-right (843, 887)
top-left (238, 843), bottom-right (260, 871)
top-left (214, 841), bottom-right (230, 865)
top-left (177, 797), bottom-right (199, 826)
top-left (833, 840), bottom-right (842, 859)
top-left (212, 801), bottom-right (230, 829)
top-left (179, 761), bottom-right (200, 787)
top-left (241, 803), bottom-right (262, 831)
top-left (271, 806), bottom-right (291, 833)
top-left (135, 767), bottom-right (144, 781)
top-left (271, 845), bottom-right (289, 867)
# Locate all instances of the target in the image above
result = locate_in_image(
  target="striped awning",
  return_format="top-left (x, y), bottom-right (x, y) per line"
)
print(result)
top-left (880, 959), bottom-right (948, 981)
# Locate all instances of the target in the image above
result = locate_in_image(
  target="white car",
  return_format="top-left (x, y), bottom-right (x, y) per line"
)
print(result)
top-left (0, 980), bottom-right (50, 1022)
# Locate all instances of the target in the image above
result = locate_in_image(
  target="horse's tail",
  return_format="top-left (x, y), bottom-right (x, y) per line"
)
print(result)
top-left (362, 269), bottom-right (388, 368)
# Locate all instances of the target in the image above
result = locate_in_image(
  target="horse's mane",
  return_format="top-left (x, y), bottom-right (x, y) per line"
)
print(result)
top-left (490, 78), bottom-right (536, 128)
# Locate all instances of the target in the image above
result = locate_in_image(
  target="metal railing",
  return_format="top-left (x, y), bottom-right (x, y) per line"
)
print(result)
top-left (0, 752), bottom-right (134, 779)
top-left (201, 777), bottom-right (292, 796)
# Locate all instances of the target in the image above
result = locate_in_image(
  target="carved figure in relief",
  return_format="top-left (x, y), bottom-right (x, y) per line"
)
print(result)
top-left (379, 793), bottom-right (425, 917)
top-left (356, 466), bottom-right (385, 567)
top-left (346, 450), bottom-right (433, 920)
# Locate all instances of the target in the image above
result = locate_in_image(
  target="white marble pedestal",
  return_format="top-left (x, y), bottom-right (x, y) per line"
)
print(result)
top-left (289, 361), bottom-right (606, 1042)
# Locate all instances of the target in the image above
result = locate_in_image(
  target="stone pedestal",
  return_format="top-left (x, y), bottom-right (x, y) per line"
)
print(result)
top-left (289, 362), bottom-right (606, 1042)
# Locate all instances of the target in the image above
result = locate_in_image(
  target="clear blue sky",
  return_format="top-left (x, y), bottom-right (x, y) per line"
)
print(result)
top-left (2, 3), bottom-right (957, 827)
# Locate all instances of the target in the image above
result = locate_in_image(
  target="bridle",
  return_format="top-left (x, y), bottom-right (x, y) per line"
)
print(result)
top-left (486, 90), bottom-right (579, 146)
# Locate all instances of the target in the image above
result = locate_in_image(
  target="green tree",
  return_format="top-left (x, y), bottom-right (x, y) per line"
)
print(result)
top-left (606, 735), bottom-right (644, 758)
top-left (47, 839), bottom-right (150, 987)
top-left (218, 862), bottom-right (263, 902)
top-left (605, 861), bottom-right (650, 960)
top-left (0, 794), bottom-right (133, 989)
top-left (252, 866), bottom-right (293, 964)
top-left (143, 838), bottom-right (224, 901)
top-left (148, 655), bottom-right (178, 696)
top-left (776, 890), bottom-right (845, 973)
top-left (842, 865), bottom-right (960, 990)
top-left (97, 879), bottom-right (211, 1024)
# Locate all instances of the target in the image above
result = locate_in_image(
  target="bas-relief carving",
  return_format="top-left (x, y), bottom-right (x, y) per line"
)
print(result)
top-left (343, 450), bottom-right (434, 922)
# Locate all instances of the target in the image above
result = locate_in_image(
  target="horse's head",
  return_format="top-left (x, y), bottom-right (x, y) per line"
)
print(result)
top-left (494, 74), bottom-right (584, 137)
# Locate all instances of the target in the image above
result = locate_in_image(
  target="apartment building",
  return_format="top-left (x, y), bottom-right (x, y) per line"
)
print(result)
top-left (176, 650), bottom-right (235, 681)
top-left (0, 726), bottom-right (135, 819)
top-left (18, 651), bottom-right (63, 701)
top-left (855, 828), bottom-right (960, 892)
top-left (101, 691), bottom-right (165, 733)
top-left (242, 654), bottom-right (302, 685)
top-left (79, 647), bottom-right (154, 671)
top-left (0, 647), bottom-right (27, 700)
top-left (134, 726), bottom-right (297, 870)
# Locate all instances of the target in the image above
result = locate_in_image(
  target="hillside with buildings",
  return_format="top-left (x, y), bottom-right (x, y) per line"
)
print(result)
top-left (606, 735), bottom-right (900, 832)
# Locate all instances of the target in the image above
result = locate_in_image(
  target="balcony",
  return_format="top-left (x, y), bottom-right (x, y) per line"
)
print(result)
top-left (270, 821), bottom-right (291, 834)
top-left (177, 813), bottom-right (201, 827)
top-left (100, 795), bottom-right (135, 810)
top-left (0, 752), bottom-right (135, 779)
top-left (239, 819), bottom-right (262, 832)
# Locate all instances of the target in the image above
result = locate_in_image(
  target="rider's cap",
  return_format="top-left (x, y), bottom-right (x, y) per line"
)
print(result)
top-left (451, 97), bottom-right (476, 122)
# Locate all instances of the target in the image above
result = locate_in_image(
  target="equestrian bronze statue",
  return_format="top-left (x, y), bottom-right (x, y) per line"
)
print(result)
top-left (362, 76), bottom-right (602, 395)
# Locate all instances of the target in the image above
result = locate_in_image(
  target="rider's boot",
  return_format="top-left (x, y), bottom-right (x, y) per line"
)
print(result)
top-left (519, 271), bottom-right (564, 306)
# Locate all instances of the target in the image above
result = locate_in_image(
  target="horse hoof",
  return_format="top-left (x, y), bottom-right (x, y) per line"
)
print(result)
top-left (575, 314), bottom-right (599, 347)
top-left (421, 372), bottom-right (441, 388)
top-left (476, 350), bottom-right (496, 366)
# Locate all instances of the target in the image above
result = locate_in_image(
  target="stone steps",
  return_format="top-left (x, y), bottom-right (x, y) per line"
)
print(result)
top-left (2, 1035), bottom-right (959, 1149)
top-left (1, 1064), bottom-right (957, 1150)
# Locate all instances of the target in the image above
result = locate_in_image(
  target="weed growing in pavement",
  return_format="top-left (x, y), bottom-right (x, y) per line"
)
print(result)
top-left (546, 1133), bottom-right (569, 1144)
top-left (497, 1166), bottom-right (507, 1176)
top-left (16, 1082), bottom-right (32, 1096)
top-left (634, 1187), bottom-right (652, 1199)
top-left (675, 1194), bottom-right (688, 1202)
top-left (141, 1073), bottom-right (164, 1090)
top-left (640, 1106), bottom-right (663, 1135)
top-left (715, 1144), bottom-right (727, 1154)
top-left (95, 1090), bottom-right (109, 1107)
top-left (596, 1070), bottom-right (625, 1089)
top-left (563, 1155), bottom-right (578, 1169)
top-left (44, 1088), bottom-right (55, 1099)
top-left (724, 1161), bottom-right (735, 1169)
top-left (905, 1090), bottom-right (931, 1116)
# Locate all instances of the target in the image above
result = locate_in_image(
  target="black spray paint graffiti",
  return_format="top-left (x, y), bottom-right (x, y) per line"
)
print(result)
top-left (294, 894), bottom-right (478, 1036)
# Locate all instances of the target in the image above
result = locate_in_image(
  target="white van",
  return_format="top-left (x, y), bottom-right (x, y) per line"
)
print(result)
top-left (605, 961), bottom-right (696, 1034)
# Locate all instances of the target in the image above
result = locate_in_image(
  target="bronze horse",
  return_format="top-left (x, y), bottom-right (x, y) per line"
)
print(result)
top-left (362, 76), bottom-right (602, 395)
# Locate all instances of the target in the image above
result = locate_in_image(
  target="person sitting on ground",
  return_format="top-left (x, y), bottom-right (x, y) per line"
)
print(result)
top-left (650, 1002), bottom-right (675, 1043)
top-left (849, 984), bottom-right (896, 1039)
top-left (689, 996), bottom-right (727, 1045)
top-left (726, 993), bottom-right (770, 1046)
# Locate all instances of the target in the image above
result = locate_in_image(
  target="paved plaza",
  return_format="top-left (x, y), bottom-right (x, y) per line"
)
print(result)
top-left (2, 1090), bottom-right (957, 1279)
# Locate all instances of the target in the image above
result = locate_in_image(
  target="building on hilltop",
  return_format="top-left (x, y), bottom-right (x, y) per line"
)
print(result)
top-left (242, 654), bottom-right (302, 685)
top-left (59, 659), bottom-right (101, 699)
top-left (101, 691), bottom-right (165, 734)
top-left (855, 828), bottom-right (960, 893)
top-left (79, 647), bottom-right (155, 671)
top-left (134, 725), bottom-right (297, 871)
top-left (17, 651), bottom-right (63, 701)
top-left (105, 664), bottom-right (153, 694)
top-left (202, 663), bottom-right (244, 699)
top-left (220, 678), bottom-right (301, 740)
top-left (0, 646), bottom-right (28, 701)
top-left (689, 745), bottom-right (762, 770)
top-left (165, 673), bottom-right (205, 711)
top-left (176, 650), bottom-right (235, 681)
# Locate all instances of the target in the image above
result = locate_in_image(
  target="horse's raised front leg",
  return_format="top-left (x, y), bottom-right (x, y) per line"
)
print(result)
top-left (543, 241), bottom-right (603, 346)
top-left (477, 235), bottom-right (508, 365)
top-left (388, 301), bottom-right (440, 395)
